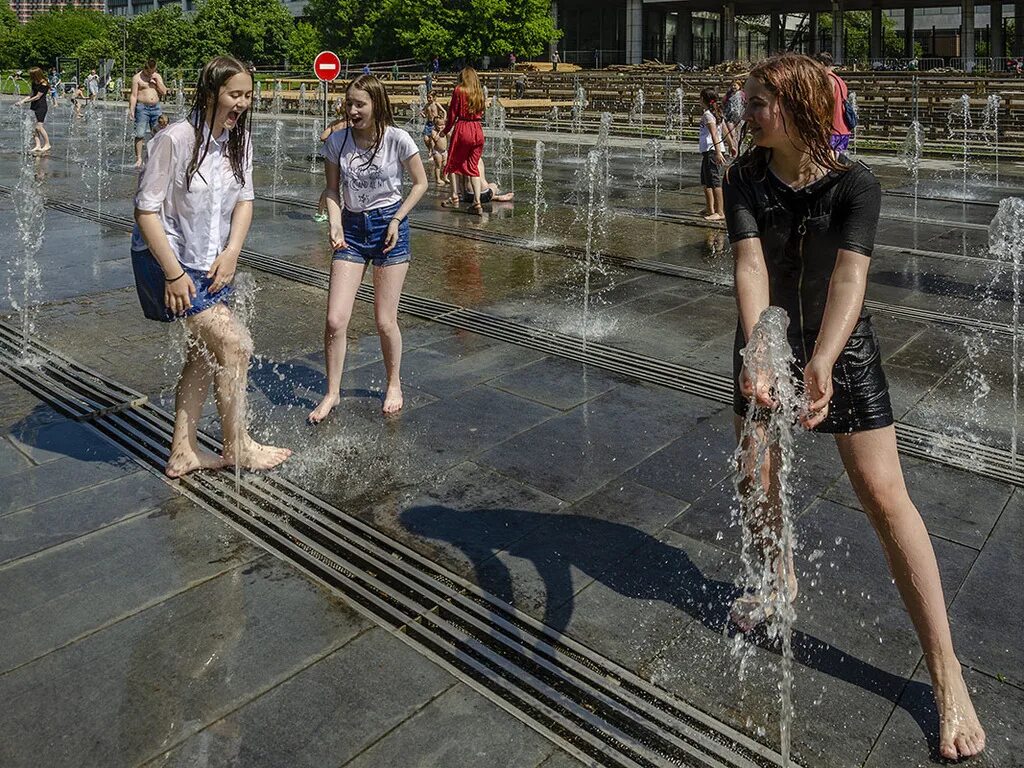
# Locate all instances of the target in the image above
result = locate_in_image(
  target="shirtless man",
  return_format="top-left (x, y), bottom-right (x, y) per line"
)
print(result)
top-left (128, 59), bottom-right (168, 168)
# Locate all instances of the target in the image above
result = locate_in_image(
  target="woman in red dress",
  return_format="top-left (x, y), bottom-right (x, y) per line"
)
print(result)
top-left (440, 67), bottom-right (486, 214)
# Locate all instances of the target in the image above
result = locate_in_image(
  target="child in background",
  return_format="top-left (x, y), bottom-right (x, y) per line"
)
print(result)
top-left (698, 88), bottom-right (726, 221)
top-left (154, 114), bottom-right (170, 132)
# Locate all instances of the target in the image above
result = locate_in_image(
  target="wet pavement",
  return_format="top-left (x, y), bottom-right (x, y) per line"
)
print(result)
top-left (1, 98), bottom-right (1023, 767)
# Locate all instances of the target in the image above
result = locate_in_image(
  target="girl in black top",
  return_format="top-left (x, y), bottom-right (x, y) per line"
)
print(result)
top-left (16, 67), bottom-right (51, 154)
top-left (724, 54), bottom-right (984, 761)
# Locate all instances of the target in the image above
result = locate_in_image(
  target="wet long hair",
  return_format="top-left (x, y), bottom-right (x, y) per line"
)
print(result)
top-left (28, 67), bottom-right (48, 87)
top-left (700, 88), bottom-right (722, 122)
top-left (336, 74), bottom-right (395, 169)
top-left (456, 67), bottom-right (485, 114)
top-left (185, 56), bottom-right (251, 191)
top-left (734, 54), bottom-right (846, 178)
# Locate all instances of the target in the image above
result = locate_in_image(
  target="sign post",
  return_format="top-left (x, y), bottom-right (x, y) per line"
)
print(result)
top-left (313, 50), bottom-right (342, 128)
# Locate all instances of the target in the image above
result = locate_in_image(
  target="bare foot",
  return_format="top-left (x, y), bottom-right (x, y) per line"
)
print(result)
top-left (703, 213), bottom-right (725, 221)
top-left (133, 159), bottom-right (143, 169)
top-left (224, 439), bottom-right (291, 471)
top-left (383, 386), bottom-right (404, 414)
top-left (308, 393), bottom-right (340, 424)
top-left (38, 145), bottom-right (51, 153)
top-left (165, 446), bottom-right (229, 478)
top-left (730, 579), bottom-right (798, 633)
top-left (934, 663), bottom-right (986, 760)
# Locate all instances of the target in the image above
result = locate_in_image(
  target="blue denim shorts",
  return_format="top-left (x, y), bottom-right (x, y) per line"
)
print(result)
top-left (135, 103), bottom-right (162, 138)
top-left (334, 202), bottom-right (411, 267)
top-left (131, 248), bottom-right (233, 322)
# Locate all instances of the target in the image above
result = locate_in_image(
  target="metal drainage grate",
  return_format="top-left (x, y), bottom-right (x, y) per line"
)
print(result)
top-left (8, 189), bottom-right (1024, 486)
top-left (0, 333), bottom-right (797, 768)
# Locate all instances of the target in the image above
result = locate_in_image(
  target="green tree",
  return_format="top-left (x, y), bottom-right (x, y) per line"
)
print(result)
top-left (74, 36), bottom-right (118, 71)
top-left (0, 0), bottom-right (33, 70)
top-left (193, 0), bottom-right (294, 67)
top-left (126, 5), bottom-right (196, 70)
top-left (303, 0), bottom-right (378, 59)
top-left (22, 7), bottom-right (114, 67)
top-left (288, 21), bottom-right (323, 69)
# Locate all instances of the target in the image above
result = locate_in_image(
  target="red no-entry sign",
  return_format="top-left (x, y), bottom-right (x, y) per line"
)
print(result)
top-left (314, 51), bottom-right (341, 82)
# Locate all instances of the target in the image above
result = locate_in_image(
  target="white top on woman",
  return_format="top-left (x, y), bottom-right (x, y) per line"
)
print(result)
top-left (132, 118), bottom-right (254, 272)
top-left (698, 109), bottom-right (723, 154)
top-left (322, 125), bottom-right (419, 213)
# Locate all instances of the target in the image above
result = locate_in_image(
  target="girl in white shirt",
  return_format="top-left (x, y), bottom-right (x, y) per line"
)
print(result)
top-left (698, 88), bottom-right (726, 221)
top-left (132, 55), bottom-right (290, 478)
top-left (309, 75), bottom-right (428, 422)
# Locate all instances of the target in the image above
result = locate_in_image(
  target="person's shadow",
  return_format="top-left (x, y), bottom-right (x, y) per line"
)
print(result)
top-left (400, 504), bottom-right (944, 755)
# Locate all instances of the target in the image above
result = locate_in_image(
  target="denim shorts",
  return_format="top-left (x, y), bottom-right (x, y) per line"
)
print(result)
top-left (131, 248), bottom-right (233, 322)
top-left (334, 202), bottom-right (411, 267)
top-left (135, 103), bottom-right (163, 138)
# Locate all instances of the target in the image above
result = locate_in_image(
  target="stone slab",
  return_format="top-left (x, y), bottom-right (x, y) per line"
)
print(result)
top-left (0, 450), bottom-right (139, 516)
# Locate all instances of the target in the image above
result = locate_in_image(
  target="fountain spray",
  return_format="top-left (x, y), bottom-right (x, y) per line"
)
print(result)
top-left (531, 140), bottom-right (546, 246)
top-left (981, 94), bottom-right (1000, 187)
top-left (990, 198), bottom-right (1024, 465)
top-left (10, 116), bottom-right (45, 356)
top-left (946, 94), bottom-right (972, 200)
top-left (732, 306), bottom-right (801, 767)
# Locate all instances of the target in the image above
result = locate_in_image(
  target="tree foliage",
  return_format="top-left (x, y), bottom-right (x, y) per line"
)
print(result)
top-left (23, 7), bottom-right (115, 67)
top-left (288, 21), bottom-right (323, 69)
top-left (192, 0), bottom-right (295, 66)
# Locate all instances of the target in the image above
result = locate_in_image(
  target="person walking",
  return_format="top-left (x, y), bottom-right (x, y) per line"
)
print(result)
top-left (85, 69), bottom-right (100, 101)
top-left (551, 49), bottom-right (560, 72)
top-left (309, 75), bottom-right (428, 422)
top-left (698, 88), bottom-right (726, 220)
top-left (724, 53), bottom-right (985, 762)
top-left (439, 67), bottom-right (486, 214)
top-left (16, 67), bottom-right (52, 154)
top-left (129, 58), bottom-right (168, 168)
top-left (131, 55), bottom-right (290, 477)
top-left (815, 52), bottom-right (852, 152)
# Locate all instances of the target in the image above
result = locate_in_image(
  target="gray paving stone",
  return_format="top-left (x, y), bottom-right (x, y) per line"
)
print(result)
top-left (824, 456), bottom-right (1013, 550)
top-left (478, 384), bottom-right (719, 503)
top-left (0, 471), bottom-right (177, 565)
top-left (145, 628), bottom-right (454, 768)
top-left (468, 480), bottom-right (688, 630)
top-left (0, 496), bottom-right (263, 672)
top-left (535, 750), bottom-right (589, 768)
top-left (947, 490), bottom-right (1024, 686)
top-left (399, 383), bottom-right (559, 472)
top-left (863, 666), bottom-right (1023, 767)
top-left (391, 461), bottom-right (566, 585)
top-left (794, 499), bottom-right (977, 677)
top-left (0, 437), bottom-right (30, 478)
top-left (399, 335), bottom-right (546, 398)
top-left (0, 450), bottom-right (139, 515)
top-left (488, 357), bottom-right (624, 410)
top-left (0, 557), bottom-right (369, 768)
top-left (563, 529), bottom-right (736, 669)
top-left (341, 684), bottom-right (557, 768)
top-left (625, 412), bottom-right (735, 503)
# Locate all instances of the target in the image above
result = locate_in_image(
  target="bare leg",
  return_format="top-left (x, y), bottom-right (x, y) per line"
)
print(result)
top-left (373, 261), bottom-right (410, 414)
top-left (38, 123), bottom-right (50, 151)
top-left (469, 174), bottom-right (483, 213)
top-left (835, 426), bottom-right (985, 760)
top-left (134, 137), bottom-right (144, 167)
top-left (713, 187), bottom-right (725, 217)
top-left (186, 304), bottom-right (291, 470)
top-left (702, 187), bottom-right (714, 217)
top-left (309, 259), bottom-right (366, 423)
top-left (165, 336), bottom-right (229, 478)
top-left (731, 414), bottom-right (797, 628)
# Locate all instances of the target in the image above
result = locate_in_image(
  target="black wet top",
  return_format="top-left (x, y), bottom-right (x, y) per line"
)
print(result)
top-left (30, 82), bottom-right (48, 106)
top-left (723, 157), bottom-right (881, 339)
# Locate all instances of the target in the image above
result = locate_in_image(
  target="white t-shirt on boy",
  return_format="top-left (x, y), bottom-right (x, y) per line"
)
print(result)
top-left (322, 125), bottom-right (419, 213)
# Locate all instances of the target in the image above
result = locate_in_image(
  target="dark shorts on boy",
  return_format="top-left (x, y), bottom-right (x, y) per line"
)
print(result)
top-left (131, 247), bottom-right (233, 322)
top-left (334, 201), bottom-right (411, 267)
top-left (700, 150), bottom-right (723, 189)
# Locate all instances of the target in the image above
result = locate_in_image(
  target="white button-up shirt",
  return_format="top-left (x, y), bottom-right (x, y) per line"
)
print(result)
top-left (131, 118), bottom-right (254, 272)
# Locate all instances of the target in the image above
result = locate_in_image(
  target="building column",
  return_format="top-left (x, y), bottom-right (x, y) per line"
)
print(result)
top-left (721, 2), bottom-right (737, 61)
top-left (768, 13), bottom-right (781, 53)
top-left (809, 10), bottom-right (819, 54)
top-left (832, 1), bottom-right (845, 64)
top-left (626, 0), bottom-right (643, 65)
top-left (962, 0), bottom-right (975, 71)
top-left (549, 0), bottom-right (558, 59)
top-left (870, 4), bottom-right (883, 60)
top-left (904, 7), bottom-right (915, 58)
top-left (675, 8), bottom-right (694, 65)
top-left (1015, 0), bottom-right (1024, 56)
top-left (991, 0), bottom-right (1004, 58)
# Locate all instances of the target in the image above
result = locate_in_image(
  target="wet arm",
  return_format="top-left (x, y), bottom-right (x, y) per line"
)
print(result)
top-left (224, 200), bottom-right (253, 256)
top-left (810, 250), bottom-right (870, 365)
top-left (154, 73), bottom-right (168, 98)
top-left (324, 161), bottom-right (343, 223)
top-left (134, 211), bottom-right (182, 278)
top-left (128, 76), bottom-right (138, 113)
top-left (733, 237), bottom-right (771, 344)
top-left (393, 153), bottom-right (429, 220)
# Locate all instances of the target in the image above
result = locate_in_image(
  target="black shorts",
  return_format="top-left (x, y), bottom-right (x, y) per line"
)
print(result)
top-left (460, 187), bottom-right (494, 204)
top-left (700, 150), bottom-right (722, 189)
top-left (732, 317), bottom-right (894, 434)
top-left (31, 103), bottom-right (47, 124)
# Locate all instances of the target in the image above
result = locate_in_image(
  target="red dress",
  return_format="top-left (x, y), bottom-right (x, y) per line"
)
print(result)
top-left (442, 87), bottom-right (484, 177)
